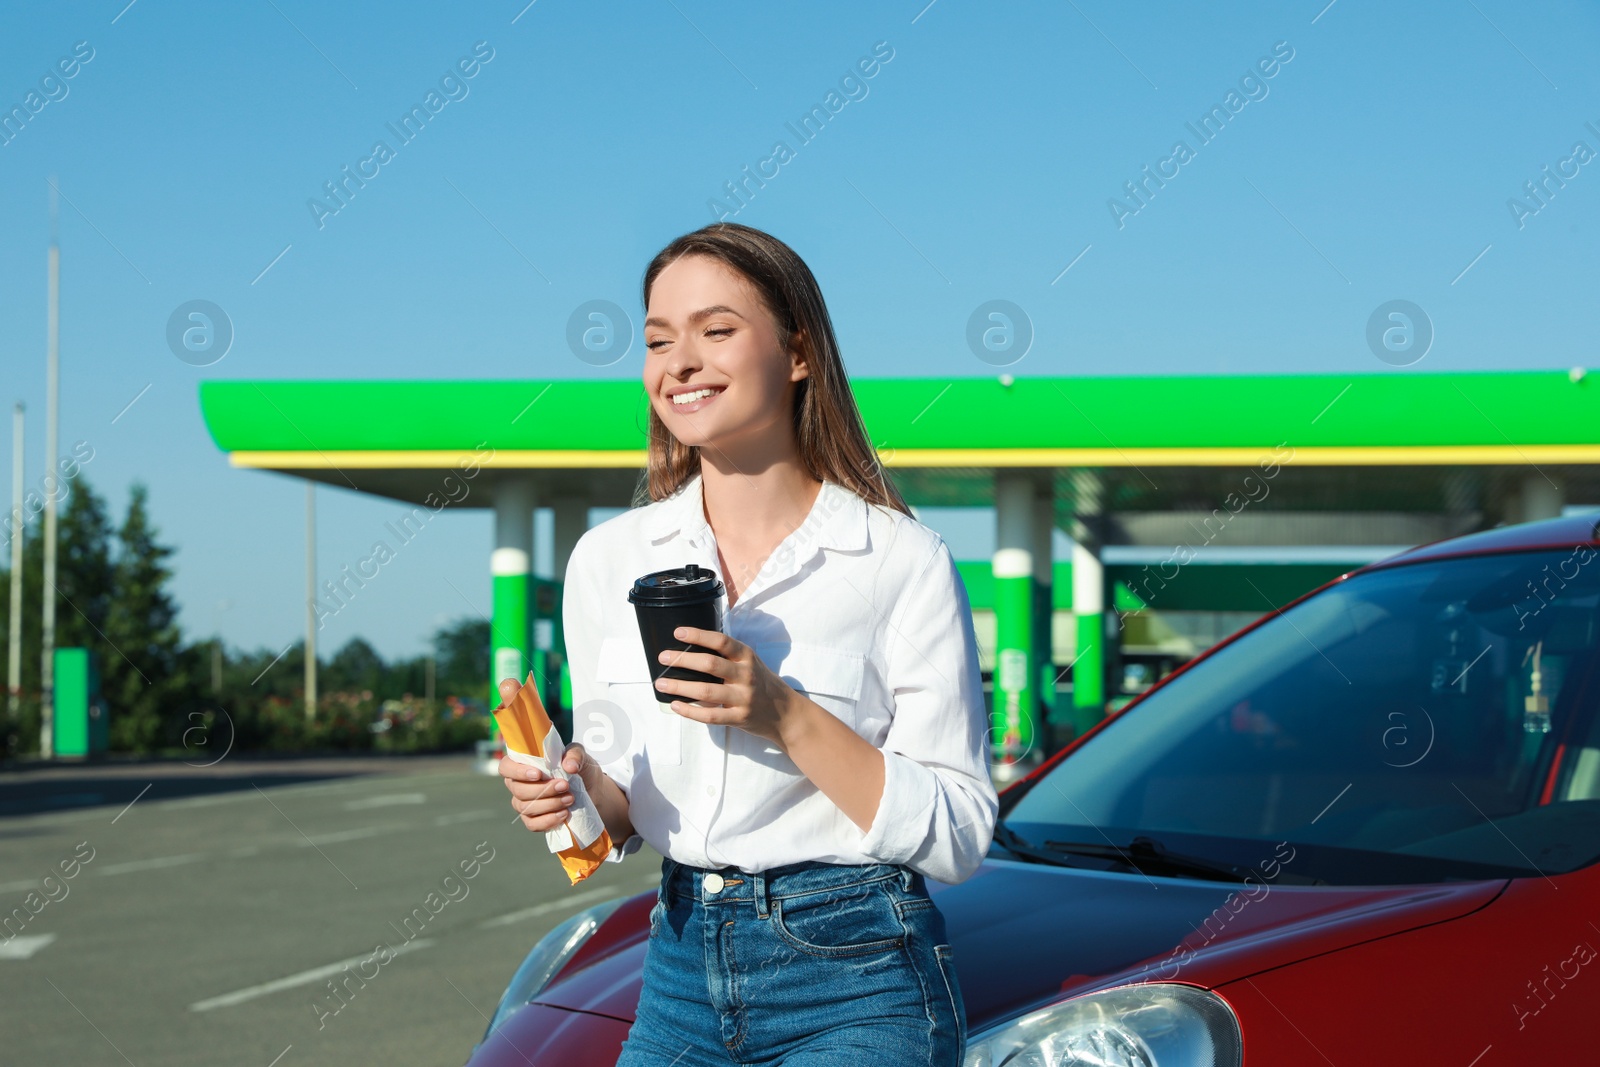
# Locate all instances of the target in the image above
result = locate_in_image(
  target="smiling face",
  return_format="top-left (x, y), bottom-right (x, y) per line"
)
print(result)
top-left (643, 254), bottom-right (809, 459)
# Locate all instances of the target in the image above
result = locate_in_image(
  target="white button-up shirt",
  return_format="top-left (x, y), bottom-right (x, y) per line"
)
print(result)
top-left (562, 472), bottom-right (998, 886)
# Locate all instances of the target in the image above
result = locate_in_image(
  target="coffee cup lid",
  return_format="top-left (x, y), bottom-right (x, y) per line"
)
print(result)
top-left (628, 563), bottom-right (725, 605)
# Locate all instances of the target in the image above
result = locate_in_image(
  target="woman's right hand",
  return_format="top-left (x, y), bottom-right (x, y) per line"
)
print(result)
top-left (495, 677), bottom-right (603, 833)
top-left (500, 752), bottom-right (580, 832)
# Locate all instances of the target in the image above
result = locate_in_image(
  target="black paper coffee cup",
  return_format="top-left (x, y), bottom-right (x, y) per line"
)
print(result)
top-left (627, 564), bottom-right (726, 705)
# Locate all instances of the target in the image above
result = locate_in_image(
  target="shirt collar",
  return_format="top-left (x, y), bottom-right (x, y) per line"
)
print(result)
top-left (643, 472), bottom-right (869, 557)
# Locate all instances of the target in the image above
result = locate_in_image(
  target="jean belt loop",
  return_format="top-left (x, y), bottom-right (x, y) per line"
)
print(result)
top-left (898, 865), bottom-right (913, 892)
top-left (660, 857), bottom-right (677, 903)
top-left (753, 869), bottom-right (769, 919)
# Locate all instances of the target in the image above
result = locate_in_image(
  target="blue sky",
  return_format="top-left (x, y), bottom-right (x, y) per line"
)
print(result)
top-left (2, 0), bottom-right (1598, 660)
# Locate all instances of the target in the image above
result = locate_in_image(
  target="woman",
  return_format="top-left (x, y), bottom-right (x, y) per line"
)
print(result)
top-left (498, 222), bottom-right (997, 1065)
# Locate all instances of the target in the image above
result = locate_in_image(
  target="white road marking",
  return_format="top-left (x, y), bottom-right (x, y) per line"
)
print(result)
top-left (0, 878), bottom-right (40, 894)
top-left (0, 934), bottom-right (57, 959)
top-left (433, 809), bottom-right (494, 826)
top-left (344, 792), bottom-right (427, 811)
top-left (21, 768), bottom-right (479, 830)
top-left (479, 883), bottom-right (644, 928)
top-left (159, 792), bottom-right (260, 811)
top-left (159, 779), bottom-right (359, 812)
top-left (188, 938), bottom-right (435, 1012)
top-left (97, 853), bottom-right (206, 876)
top-left (296, 826), bottom-right (393, 847)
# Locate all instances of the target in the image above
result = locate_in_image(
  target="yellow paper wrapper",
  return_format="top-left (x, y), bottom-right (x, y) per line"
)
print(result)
top-left (494, 672), bottom-right (614, 885)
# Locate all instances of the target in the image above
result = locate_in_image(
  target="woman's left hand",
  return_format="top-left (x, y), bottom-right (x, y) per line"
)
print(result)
top-left (654, 627), bottom-right (801, 750)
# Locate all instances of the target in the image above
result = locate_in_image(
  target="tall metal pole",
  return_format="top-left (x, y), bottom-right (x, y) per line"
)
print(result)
top-left (7, 403), bottom-right (23, 721)
top-left (40, 187), bottom-right (59, 759)
top-left (305, 481), bottom-right (317, 719)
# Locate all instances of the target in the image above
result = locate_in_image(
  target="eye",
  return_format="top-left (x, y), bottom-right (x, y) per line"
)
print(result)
top-left (705, 327), bottom-right (733, 338)
top-left (646, 338), bottom-right (669, 351)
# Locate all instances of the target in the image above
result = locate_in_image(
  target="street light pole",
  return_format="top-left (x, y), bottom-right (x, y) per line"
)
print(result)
top-left (305, 481), bottom-right (316, 720)
top-left (40, 188), bottom-right (59, 759)
top-left (7, 403), bottom-right (22, 723)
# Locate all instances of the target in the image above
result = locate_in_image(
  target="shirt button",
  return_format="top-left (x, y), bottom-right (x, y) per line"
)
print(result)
top-left (705, 785), bottom-right (715, 796)
top-left (703, 873), bottom-right (724, 893)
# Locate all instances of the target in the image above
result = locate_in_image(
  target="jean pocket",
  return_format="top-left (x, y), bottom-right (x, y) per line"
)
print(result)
top-left (771, 880), bottom-right (905, 957)
top-left (934, 944), bottom-right (967, 1036)
top-left (893, 893), bottom-right (935, 921)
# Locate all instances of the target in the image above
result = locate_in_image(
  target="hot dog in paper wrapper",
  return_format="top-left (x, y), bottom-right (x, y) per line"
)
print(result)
top-left (494, 672), bottom-right (613, 885)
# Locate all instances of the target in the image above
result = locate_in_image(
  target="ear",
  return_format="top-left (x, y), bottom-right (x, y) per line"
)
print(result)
top-left (787, 329), bottom-right (810, 383)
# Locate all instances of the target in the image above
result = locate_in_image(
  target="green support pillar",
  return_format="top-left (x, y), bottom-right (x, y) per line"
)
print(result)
top-left (992, 547), bottom-right (1034, 765)
top-left (490, 482), bottom-right (535, 711)
top-left (1071, 538), bottom-right (1105, 735)
top-left (491, 566), bottom-right (529, 702)
top-left (993, 470), bottom-right (1042, 770)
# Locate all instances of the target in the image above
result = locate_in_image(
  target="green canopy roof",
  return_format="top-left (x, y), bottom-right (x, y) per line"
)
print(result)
top-left (197, 370), bottom-right (1600, 515)
top-left (201, 370), bottom-right (1600, 456)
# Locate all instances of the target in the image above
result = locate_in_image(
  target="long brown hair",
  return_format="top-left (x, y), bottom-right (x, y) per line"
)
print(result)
top-left (636, 222), bottom-right (910, 516)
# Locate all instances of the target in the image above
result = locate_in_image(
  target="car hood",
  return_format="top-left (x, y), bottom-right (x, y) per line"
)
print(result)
top-left (533, 857), bottom-right (1504, 1029)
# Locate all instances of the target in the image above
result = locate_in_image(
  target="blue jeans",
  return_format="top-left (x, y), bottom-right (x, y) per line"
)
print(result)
top-left (615, 855), bottom-right (967, 1066)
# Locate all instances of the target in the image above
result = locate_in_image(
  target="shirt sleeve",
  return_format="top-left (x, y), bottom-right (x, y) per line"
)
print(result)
top-left (853, 536), bottom-right (999, 885)
top-left (562, 531), bottom-right (646, 865)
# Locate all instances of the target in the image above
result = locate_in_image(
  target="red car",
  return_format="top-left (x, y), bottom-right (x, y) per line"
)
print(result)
top-left (467, 514), bottom-right (1600, 1065)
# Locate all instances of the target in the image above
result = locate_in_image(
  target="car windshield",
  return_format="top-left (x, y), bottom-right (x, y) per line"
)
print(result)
top-left (1003, 546), bottom-right (1600, 886)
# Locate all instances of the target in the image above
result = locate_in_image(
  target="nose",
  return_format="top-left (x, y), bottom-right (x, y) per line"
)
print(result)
top-left (663, 342), bottom-right (701, 383)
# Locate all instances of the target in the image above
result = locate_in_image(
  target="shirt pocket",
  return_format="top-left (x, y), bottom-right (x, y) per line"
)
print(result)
top-left (766, 642), bottom-right (867, 729)
top-left (596, 632), bottom-right (651, 687)
top-left (595, 633), bottom-right (681, 766)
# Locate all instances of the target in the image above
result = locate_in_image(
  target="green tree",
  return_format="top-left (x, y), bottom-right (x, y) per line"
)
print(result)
top-left (102, 482), bottom-right (193, 752)
top-left (53, 478), bottom-right (116, 652)
top-left (327, 636), bottom-right (384, 695)
top-left (433, 616), bottom-right (490, 697)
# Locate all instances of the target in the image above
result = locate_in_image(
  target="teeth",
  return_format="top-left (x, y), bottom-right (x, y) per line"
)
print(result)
top-left (671, 387), bottom-right (720, 406)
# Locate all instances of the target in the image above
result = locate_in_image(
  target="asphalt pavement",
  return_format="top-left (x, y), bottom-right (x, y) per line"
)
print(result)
top-left (0, 753), bottom-right (664, 1067)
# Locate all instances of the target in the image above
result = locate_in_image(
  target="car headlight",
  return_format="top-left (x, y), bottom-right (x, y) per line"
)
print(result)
top-left (963, 984), bottom-right (1242, 1067)
top-left (480, 896), bottom-right (628, 1042)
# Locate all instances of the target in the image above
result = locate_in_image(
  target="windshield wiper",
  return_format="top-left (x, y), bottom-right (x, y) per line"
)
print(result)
top-left (995, 825), bottom-right (1280, 883)
top-left (990, 823), bottom-right (1105, 870)
top-left (1041, 836), bottom-right (1253, 884)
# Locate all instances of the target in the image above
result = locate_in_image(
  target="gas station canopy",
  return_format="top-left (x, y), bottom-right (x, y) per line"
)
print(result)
top-left (200, 369), bottom-right (1600, 502)
top-left (199, 369), bottom-right (1600, 760)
